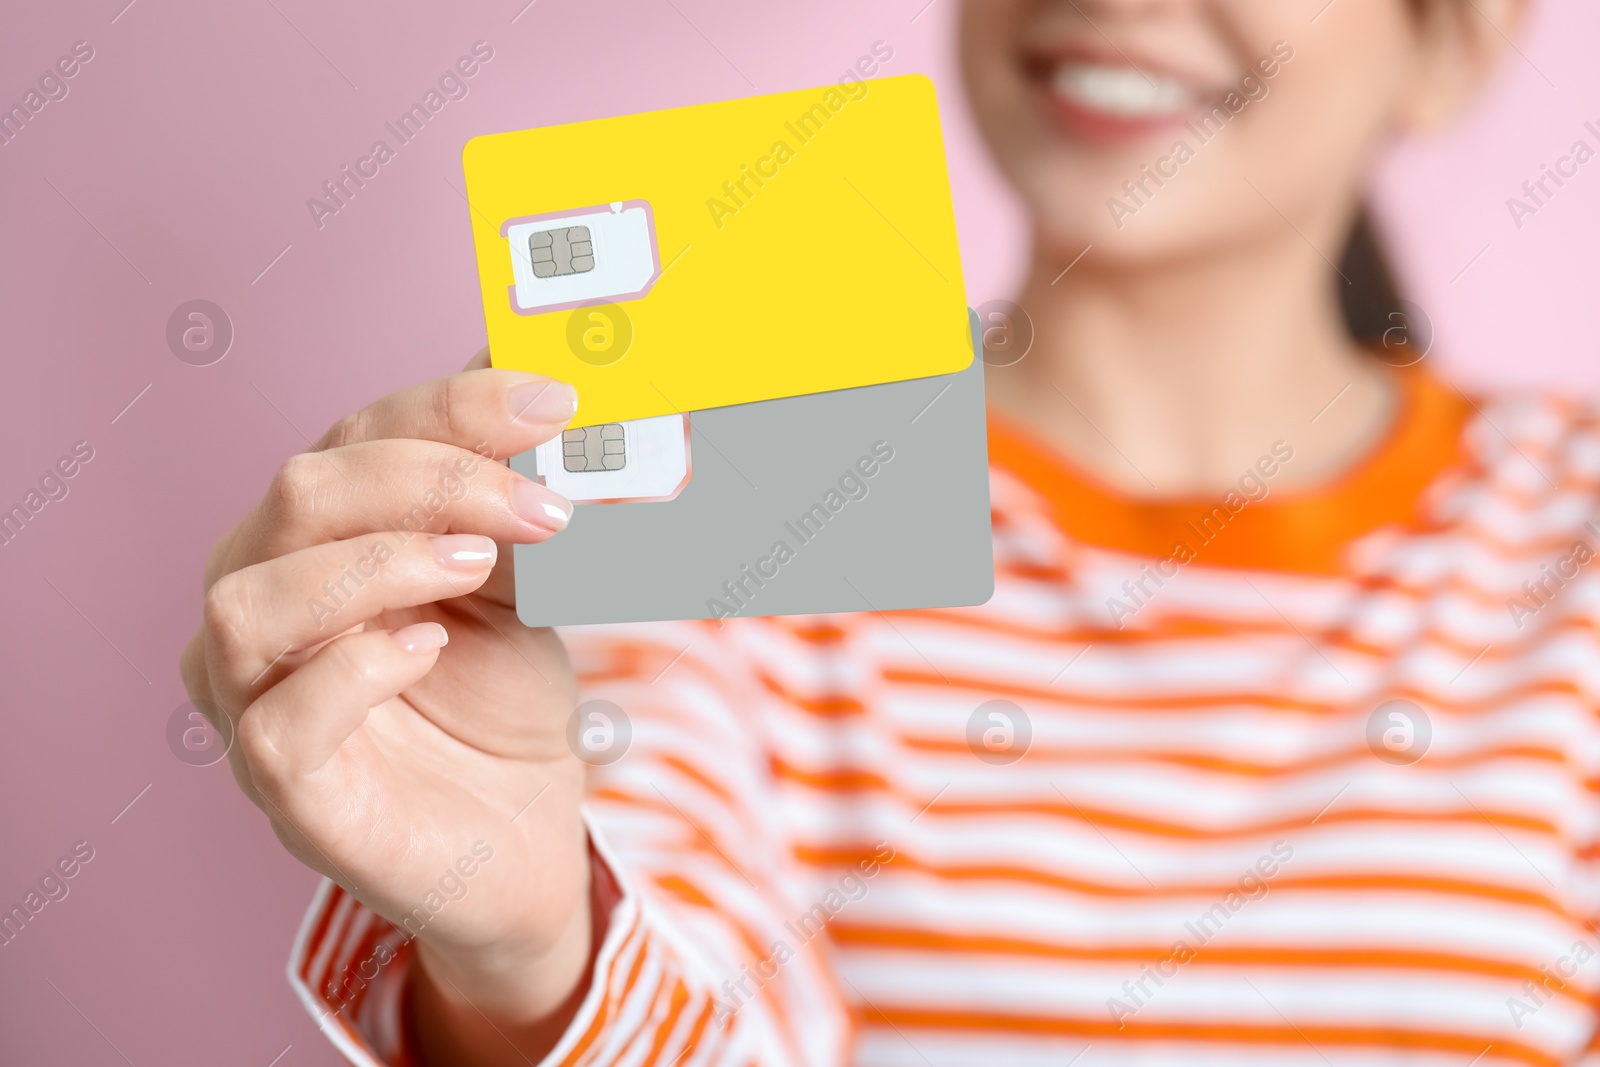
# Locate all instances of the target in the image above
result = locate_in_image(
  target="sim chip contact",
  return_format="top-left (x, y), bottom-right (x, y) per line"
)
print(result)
top-left (535, 413), bottom-right (690, 504)
top-left (503, 201), bottom-right (660, 315)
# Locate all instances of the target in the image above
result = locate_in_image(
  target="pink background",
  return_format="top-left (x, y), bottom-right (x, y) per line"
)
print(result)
top-left (0, 0), bottom-right (1594, 1063)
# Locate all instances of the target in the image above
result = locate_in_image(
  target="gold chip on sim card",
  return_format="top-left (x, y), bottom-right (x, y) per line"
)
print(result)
top-left (528, 226), bottom-right (595, 278)
top-left (535, 414), bottom-right (691, 504)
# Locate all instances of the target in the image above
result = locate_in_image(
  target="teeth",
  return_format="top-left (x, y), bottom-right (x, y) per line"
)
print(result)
top-left (1052, 63), bottom-right (1196, 118)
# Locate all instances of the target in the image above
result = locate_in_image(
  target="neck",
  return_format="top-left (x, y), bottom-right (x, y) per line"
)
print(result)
top-left (987, 226), bottom-right (1395, 498)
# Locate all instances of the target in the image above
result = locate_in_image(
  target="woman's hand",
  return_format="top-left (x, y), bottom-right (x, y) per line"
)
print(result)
top-left (179, 353), bottom-right (598, 1046)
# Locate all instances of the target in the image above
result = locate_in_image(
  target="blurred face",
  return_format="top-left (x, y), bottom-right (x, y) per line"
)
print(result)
top-left (960, 0), bottom-right (1425, 261)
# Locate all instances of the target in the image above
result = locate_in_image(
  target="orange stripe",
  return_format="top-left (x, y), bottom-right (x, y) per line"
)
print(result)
top-left (780, 792), bottom-right (1562, 845)
top-left (828, 924), bottom-right (1600, 1011)
top-left (554, 912), bottom-right (649, 1067)
top-left (888, 600), bottom-right (1600, 670)
top-left (660, 754), bottom-right (740, 808)
top-left (312, 895), bottom-right (369, 1016)
top-left (299, 884), bottom-right (346, 989)
top-left (756, 669), bottom-right (866, 716)
top-left (635, 615), bottom-right (1594, 726)
top-left (892, 737), bottom-right (1574, 777)
top-left (876, 664), bottom-right (1596, 719)
top-left (857, 1007), bottom-right (1547, 1066)
top-left (588, 793), bottom-right (788, 967)
top-left (653, 873), bottom-right (719, 910)
top-left (673, 998), bottom-right (716, 1067)
top-left (638, 977), bottom-right (691, 1067)
top-left (337, 919), bottom-right (395, 1021)
top-left (794, 852), bottom-right (1568, 917)
top-left (893, 579), bottom-right (1600, 656)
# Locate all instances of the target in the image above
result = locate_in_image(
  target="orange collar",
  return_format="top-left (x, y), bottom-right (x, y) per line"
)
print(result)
top-left (986, 367), bottom-right (1472, 576)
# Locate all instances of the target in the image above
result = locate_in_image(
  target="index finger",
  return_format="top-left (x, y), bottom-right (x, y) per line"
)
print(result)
top-left (314, 366), bottom-right (578, 457)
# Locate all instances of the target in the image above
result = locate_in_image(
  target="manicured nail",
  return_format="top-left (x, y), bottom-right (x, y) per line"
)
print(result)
top-left (511, 479), bottom-right (572, 532)
top-left (432, 534), bottom-right (497, 570)
top-left (508, 378), bottom-right (578, 425)
top-left (393, 622), bottom-right (449, 653)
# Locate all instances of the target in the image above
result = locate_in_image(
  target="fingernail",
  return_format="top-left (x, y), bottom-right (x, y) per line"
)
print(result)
top-left (394, 622), bottom-right (449, 653)
top-left (508, 378), bottom-right (578, 426)
top-left (432, 534), bottom-right (498, 570)
top-left (512, 479), bottom-right (572, 532)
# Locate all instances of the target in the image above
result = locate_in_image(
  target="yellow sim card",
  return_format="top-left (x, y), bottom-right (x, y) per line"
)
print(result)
top-left (462, 74), bottom-right (971, 428)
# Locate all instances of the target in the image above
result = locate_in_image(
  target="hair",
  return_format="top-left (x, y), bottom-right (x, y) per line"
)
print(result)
top-left (1340, 0), bottom-right (1448, 346)
top-left (1337, 207), bottom-right (1406, 346)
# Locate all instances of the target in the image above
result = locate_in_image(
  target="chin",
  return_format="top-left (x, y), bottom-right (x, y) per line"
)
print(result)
top-left (998, 158), bottom-right (1141, 254)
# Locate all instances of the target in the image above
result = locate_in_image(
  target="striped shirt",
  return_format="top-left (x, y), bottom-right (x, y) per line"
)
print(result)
top-left (291, 367), bottom-right (1600, 1066)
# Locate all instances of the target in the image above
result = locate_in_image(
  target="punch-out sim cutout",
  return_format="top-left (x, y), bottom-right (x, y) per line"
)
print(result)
top-left (503, 201), bottom-right (660, 315)
top-left (534, 413), bottom-right (690, 504)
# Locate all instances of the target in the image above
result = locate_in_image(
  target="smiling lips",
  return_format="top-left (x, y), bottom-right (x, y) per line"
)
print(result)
top-left (1045, 60), bottom-right (1208, 141)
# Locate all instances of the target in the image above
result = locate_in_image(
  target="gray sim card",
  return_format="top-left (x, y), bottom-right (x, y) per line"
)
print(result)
top-left (509, 314), bottom-right (993, 627)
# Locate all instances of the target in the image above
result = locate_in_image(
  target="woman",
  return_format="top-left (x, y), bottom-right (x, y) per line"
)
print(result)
top-left (184, 0), bottom-right (1587, 1062)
